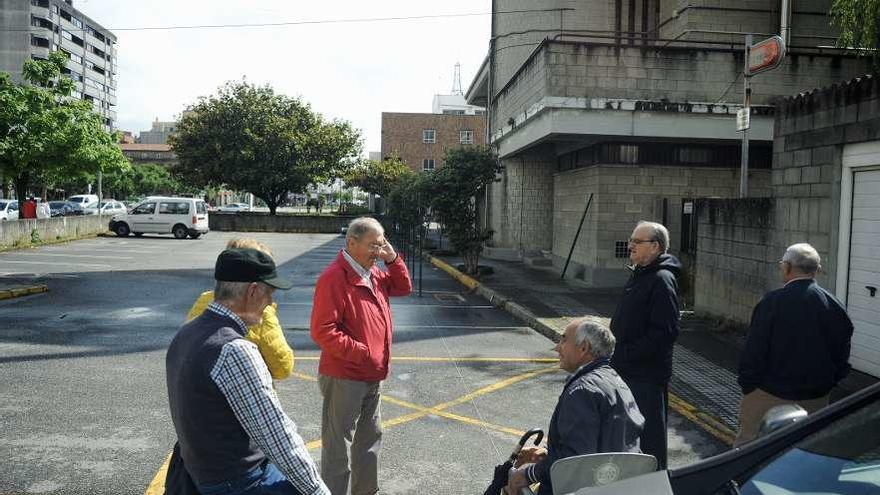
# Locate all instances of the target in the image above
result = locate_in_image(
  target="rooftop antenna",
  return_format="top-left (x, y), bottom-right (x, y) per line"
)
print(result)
top-left (451, 62), bottom-right (463, 95)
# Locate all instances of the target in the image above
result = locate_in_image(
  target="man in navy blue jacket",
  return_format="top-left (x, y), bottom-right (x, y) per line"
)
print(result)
top-left (610, 221), bottom-right (681, 470)
top-left (735, 243), bottom-right (853, 446)
top-left (506, 319), bottom-right (644, 495)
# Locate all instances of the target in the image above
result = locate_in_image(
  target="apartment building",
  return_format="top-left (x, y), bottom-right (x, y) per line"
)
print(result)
top-left (137, 119), bottom-right (178, 145)
top-left (0, 0), bottom-right (117, 128)
top-left (382, 94), bottom-right (487, 173)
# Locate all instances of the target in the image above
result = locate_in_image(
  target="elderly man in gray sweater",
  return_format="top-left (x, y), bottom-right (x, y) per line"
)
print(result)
top-left (506, 319), bottom-right (645, 495)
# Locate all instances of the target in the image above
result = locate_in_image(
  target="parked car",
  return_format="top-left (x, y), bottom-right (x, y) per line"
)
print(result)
top-left (83, 200), bottom-right (127, 216)
top-left (67, 194), bottom-right (99, 208)
top-left (64, 201), bottom-right (86, 216)
top-left (217, 202), bottom-right (251, 212)
top-left (109, 196), bottom-right (209, 239)
top-left (571, 381), bottom-right (880, 495)
top-left (0, 200), bottom-right (19, 221)
top-left (48, 201), bottom-right (75, 217)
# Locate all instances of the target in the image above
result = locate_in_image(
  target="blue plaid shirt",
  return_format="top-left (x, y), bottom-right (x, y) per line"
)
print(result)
top-left (206, 303), bottom-right (328, 495)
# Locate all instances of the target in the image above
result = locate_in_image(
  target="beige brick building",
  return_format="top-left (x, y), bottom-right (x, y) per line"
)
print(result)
top-left (381, 113), bottom-right (486, 172)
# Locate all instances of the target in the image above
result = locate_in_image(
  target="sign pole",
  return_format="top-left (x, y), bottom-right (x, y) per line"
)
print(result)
top-left (740, 34), bottom-right (752, 199)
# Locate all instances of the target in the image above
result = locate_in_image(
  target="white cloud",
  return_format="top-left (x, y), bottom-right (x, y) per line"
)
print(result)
top-left (74, 0), bottom-right (491, 154)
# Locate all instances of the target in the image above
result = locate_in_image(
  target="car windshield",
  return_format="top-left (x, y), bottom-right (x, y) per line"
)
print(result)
top-left (0, 201), bottom-right (7, 209)
top-left (49, 202), bottom-right (66, 207)
top-left (740, 397), bottom-right (880, 494)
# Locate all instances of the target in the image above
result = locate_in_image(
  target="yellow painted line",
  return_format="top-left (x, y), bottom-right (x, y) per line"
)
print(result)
top-left (149, 366), bottom-right (559, 490)
top-left (427, 255), bottom-right (480, 290)
top-left (381, 395), bottom-right (525, 437)
top-left (293, 356), bottom-right (558, 363)
top-left (143, 451), bottom-right (172, 495)
top-left (669, 392), bottom-right (736, 446)
top-left (0, 284), bottom-right (48, 300)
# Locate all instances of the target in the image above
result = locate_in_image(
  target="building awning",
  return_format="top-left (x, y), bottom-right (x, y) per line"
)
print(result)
top-left (465, 55), bottom-right (489, 107)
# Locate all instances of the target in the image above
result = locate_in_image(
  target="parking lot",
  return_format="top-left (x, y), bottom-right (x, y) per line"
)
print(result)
top-left (0, 233), bottom-right (725, 494)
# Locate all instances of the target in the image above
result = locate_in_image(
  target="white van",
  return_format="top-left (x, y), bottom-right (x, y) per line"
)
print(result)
top-left (67, 194), bottom-right (99, 207)
top-left (109, 196), bottom-right (209, 239)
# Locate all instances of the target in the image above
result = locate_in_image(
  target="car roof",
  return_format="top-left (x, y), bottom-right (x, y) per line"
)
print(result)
top-left (142, 197), bottom-right (202, 202)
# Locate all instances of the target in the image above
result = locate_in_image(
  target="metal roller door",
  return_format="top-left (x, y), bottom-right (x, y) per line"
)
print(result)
top-left (847, 168), bottom-right (880, 377)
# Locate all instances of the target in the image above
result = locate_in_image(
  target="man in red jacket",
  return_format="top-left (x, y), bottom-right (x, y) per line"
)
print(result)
top-left (310, 217), bottom-right (412, 495)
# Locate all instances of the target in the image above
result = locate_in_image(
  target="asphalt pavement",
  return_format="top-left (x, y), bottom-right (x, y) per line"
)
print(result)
top-left (0, 233), bottom-right (725, 494)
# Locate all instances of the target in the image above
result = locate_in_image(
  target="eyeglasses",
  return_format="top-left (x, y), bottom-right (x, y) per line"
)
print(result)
top-left (628, 238), bottom-right (657, 246)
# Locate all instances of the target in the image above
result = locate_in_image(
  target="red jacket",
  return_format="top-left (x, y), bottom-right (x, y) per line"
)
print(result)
top-left (310, 251), bottom-right (412, 381)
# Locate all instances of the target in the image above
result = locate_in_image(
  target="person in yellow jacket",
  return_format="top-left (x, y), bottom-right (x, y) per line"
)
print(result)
top-left (186, 238), bottom-right (294, 380)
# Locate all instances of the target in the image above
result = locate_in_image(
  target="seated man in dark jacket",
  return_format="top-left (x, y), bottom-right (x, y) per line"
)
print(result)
top-left (506, 319), bottom-right (645, 495)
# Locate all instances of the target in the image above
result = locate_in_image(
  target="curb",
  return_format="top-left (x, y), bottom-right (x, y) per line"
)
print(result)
top-left (0, 284), bottom-right (48, 300)
top-left (425, 254), bottom-right (563, 342)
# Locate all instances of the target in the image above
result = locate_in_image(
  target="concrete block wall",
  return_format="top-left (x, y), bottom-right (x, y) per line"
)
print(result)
top-left (492, 40), bottom-right (872, 136)
top-left (658, 1), bottom-right (837, 46)
top-left (550, 164), bottom-right (771, 287)
top-left (772, 75), bottom-right (880, 291)
top-left (209, 214), bottom-right (355, 234)
top-left (0, 215), bottom-right (109, 248)
top-left (496, 151), bottom-right (555, 252)
top-left (492, 0), bottom-right (617, 94)
top-left (693, 198), bottom-right (778, 324)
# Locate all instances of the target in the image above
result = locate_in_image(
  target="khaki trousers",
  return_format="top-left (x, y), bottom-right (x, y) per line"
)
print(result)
top-left (319, 375), bottom-right (382, 495)
top-left (734, 388), bottom-right (829, 447)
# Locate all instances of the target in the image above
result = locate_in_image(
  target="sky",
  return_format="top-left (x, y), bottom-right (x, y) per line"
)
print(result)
top-left (73, 0), bottom-right (492, 155)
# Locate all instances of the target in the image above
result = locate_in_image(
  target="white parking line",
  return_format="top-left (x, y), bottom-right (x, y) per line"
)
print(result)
top-left (0, 253), bottom-right (133, 260)
top-left (0, 260), bottom-right (112, 268)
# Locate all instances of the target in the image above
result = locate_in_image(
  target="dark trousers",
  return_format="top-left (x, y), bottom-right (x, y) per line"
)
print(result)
top-left (628, 381), bottom-right (668, 470)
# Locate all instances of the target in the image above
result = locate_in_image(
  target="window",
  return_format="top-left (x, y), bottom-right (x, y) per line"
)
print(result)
top-left (131, 203), bottom-right (155, 215)
top-left (159, 202), bottom-right (191, 215)
top-left (31, 15), bottom-right (52, 29)
top-left (61, 49), bottom-right (82, 64)
top-left (460, 130), bottom-right (474, 145)
top-left (196, 202), bottom-right (207, 215)
top-left (31, 0), bottom-right (49, 7)
top-left (442, 109), bottom-right (465, 115)
top-left (422, 159), bottom-right (435, 171)
top-left (61, 67), bottom-right (83, 82)
top-left (59, 9), bottom-right (71, 22)
top-left (70, 16), bottom-right (82, 29)
top-left (422, 129), bottom-right (436, 144)
top-left (30, 35), bottom-right (50, 48)
top-left (614, 241), bottom-right (629, 258)
top-left (475, 109), bottom-right (486, 115)
top-left (90, 64), bottom-right (105, 76)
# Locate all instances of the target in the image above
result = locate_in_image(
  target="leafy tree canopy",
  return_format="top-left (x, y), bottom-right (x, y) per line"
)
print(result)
top-left (345, 157), bottom-right (414, 198)
top-left (0, 51), bottom-right (128, 198)
top-left (425, 146), bottom-right (501, 275)
top-left (831, 0), bottom-right (880, 62)
top-left (170, 80), bottom-right (362, 214)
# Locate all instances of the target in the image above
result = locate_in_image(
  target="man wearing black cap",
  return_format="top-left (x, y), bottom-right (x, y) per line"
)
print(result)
top-left (166, 248), bottom-right (329, 495)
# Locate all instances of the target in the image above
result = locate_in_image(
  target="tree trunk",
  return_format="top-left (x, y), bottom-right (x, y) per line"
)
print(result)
top-left (13, 171), bottom-right (30, 201)
top-left (267, 200), bottom-right (278, 215)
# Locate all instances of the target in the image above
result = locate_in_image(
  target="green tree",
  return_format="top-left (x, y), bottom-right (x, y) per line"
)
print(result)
top-left (831, 0), bottom-right (880, 61)
top-left (170, 81), bottom-right (362, 215)
top-left (345, 157), bottom-right (414, 198)
top-left (426, 147), bottom-right (501, 275)
top-left (102, 163), bottom-right (193, 198)
top-left (0, 51), bottom-right (128, 199)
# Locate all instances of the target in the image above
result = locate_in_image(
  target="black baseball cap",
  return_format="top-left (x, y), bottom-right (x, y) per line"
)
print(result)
top-left (214, 248), bottom-right (293, 290)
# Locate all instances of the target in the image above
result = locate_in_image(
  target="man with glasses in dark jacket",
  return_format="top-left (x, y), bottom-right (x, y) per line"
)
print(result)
top-left (610, 221), bottom-right (681, 470)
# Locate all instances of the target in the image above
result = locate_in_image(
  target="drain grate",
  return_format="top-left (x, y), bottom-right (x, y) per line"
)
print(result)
top-left (433, 292), bottom-right (466, 304)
